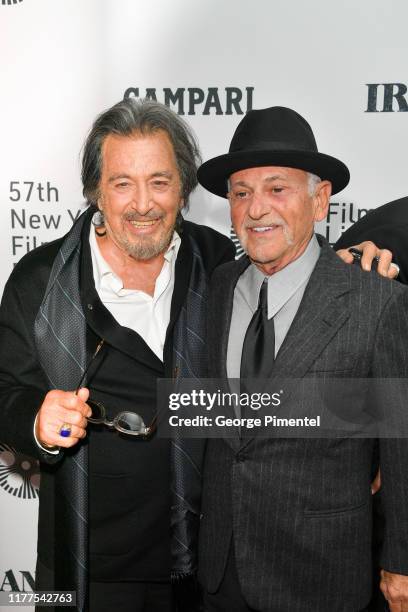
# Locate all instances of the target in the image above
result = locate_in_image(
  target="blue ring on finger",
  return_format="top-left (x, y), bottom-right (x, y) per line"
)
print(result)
top-left (59, 424), bottom-right (71, 438)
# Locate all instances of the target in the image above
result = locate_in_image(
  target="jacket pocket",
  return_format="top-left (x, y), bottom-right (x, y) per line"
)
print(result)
top-left (304, 499), bottom-right (369, 517)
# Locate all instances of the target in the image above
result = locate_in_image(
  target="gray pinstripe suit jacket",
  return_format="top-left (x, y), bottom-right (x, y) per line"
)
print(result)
top-left (198, 237), bottom-right (408, 612)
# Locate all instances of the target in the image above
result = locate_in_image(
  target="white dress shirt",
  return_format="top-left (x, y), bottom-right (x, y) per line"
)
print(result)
top-left (89, 223), bottom-right (181, 362)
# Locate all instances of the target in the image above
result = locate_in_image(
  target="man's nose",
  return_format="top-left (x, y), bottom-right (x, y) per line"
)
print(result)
top-left (131, 185), bottom-right (154, 215)
top-left (248, 191), bottom-right (271, 219)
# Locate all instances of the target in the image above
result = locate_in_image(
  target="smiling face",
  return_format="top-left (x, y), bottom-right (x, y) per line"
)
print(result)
top-left (97, 129), bottom-right (183, 262)
top-left (228, 166), bottom-right (331, 274)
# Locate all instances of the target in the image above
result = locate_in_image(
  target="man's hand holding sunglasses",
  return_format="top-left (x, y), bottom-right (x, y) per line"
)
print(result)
top-left (35, 387), bottom-right (92, 450)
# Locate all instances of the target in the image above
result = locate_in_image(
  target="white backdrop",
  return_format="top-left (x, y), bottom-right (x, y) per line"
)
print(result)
top-left (1, 0), bottom-right (407, 608)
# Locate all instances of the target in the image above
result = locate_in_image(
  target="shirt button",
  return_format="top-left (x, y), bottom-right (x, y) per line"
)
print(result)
top-left (87, 303), bottom-right (93, 310)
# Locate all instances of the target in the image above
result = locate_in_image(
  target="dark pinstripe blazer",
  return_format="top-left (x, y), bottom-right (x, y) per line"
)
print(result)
top-left (198, 237), bottom-right (408, 612)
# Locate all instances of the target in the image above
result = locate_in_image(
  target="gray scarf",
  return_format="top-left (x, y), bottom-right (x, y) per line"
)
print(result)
top-left (34, 210), bottom-right (206, 610)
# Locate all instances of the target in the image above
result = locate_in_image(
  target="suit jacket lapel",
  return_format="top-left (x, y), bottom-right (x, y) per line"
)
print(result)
top-left (238, 240), bottom-right (351, 451)
top-left (272, 241), bottom-right (351, 378)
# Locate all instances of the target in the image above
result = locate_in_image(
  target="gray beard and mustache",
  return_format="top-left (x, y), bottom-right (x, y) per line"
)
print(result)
top-left (106, 210), bottom-right (176, 261)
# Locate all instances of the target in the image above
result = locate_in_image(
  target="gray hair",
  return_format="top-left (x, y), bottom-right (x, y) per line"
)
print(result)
top-left (81, 98), bottom-right (201, 210)
top-left (307, 172), bottom-right (321, 196)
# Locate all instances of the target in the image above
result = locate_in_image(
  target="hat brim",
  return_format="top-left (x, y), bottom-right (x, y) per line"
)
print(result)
top-left (197, 149), bottom-right (350, 197)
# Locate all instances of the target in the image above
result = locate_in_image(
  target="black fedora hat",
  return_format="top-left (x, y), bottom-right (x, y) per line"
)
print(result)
top-left (197, 106), bottom-right (350, 197)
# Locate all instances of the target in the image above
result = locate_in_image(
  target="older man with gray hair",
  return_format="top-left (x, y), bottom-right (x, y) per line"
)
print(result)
top-left (0, 98), bottom-right (234, 612)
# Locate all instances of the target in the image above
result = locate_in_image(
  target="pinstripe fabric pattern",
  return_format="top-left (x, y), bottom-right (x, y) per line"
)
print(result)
top-left (34, 212), bottom-right (89, 612)
top-left (199, 236), bottom-right (408, 611)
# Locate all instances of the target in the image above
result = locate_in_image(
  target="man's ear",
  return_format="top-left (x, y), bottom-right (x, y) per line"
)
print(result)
top-left (313, 180), bottom-right (332, 222)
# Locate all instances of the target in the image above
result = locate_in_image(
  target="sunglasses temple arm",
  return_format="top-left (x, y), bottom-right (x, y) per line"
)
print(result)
top-left (146, 414), bottom-right (158, 435)
top-left (75, 339), bottom-right (105, 395)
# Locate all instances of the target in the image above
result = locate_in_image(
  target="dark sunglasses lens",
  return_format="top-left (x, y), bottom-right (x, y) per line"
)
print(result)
top-left (87, 400), bottom-right (105, 423)
top-left (116, 412), bottom-right (146, 433)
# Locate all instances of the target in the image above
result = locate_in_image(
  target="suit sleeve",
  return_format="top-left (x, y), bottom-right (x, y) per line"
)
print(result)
top-left (373, 286), bottom-right (408, 573)
top-left (0, 274), bottom-right (59, 462)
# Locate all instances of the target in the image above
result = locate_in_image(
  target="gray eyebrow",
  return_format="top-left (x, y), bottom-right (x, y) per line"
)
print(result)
top-left (229, 175), bottom-right (286, 189)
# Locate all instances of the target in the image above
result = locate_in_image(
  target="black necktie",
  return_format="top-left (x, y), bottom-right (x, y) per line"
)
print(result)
top-left (240, 279), bottom-right (275, 381)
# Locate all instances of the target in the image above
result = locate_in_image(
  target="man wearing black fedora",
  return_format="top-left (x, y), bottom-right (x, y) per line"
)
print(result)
top-left (196, 106), bottom-right (408, 611)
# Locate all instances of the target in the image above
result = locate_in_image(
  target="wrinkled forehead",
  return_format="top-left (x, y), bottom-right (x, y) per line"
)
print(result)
top-left (100, 130), bottom-right (179, 178)
top-left (228, 166), bottom-right (309, 187)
